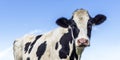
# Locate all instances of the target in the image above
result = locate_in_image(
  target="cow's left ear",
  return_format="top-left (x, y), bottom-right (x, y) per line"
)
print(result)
top-left (91, 14), bottom-right (107, 25)
top-left (56, 17), bottom-right (69, 28)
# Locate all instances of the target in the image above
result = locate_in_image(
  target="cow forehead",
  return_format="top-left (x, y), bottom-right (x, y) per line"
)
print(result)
top-left (73, 9), bottom-right (88, 16)
top-left (73, 9), bottom-right (89, 22)
top-left (73, 9), bottom-right (90, 27)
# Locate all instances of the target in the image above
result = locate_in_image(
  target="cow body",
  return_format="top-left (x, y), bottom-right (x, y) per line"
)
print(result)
top-left (13, 9), bottom-right (106, 60)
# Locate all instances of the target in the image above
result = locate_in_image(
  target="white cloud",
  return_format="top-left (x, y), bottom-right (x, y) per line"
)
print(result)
top-left (28, 29), bottom-right (48, 35)
top-left (0, 46), bottom-right (14, 60)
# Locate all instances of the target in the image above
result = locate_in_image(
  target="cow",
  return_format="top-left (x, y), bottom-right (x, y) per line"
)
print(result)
top-left (13, 9), bottom-right (106, 60)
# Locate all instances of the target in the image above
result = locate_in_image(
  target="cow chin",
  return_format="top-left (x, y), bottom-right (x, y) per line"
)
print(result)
top-left (75, 46), bottom-right (85, 55)
top-left (75, 44), bottom-right (90, 55)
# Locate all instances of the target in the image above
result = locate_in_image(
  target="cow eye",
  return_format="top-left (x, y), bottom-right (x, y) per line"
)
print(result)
top-left (87, 21), bottom-right (92, 31)
top-left (87, 22), bottom-right (92, 38)
top-left (88, 20), bottom-right (92, 24)
top-left (88, 23), bottom-right (92, 29)
top-left (71, 24), bottom-right (77, 29)
top-left (72, 24), bottom-right (79, 38)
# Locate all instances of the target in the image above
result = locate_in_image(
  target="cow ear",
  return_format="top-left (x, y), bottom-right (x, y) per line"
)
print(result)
top-left (56, 17), bottom-right (69, 28)
top-left (91, 14), bottom-right (106, 25)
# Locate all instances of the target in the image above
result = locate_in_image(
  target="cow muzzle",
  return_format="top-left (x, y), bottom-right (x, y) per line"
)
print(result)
top-left (77, 38), bottom-right (90, 47)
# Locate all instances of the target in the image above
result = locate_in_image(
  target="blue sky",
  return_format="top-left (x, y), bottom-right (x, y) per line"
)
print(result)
top-left (0, 0), bottom-right (120, 60)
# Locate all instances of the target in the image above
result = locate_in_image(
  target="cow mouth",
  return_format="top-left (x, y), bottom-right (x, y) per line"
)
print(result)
top-left (79, 45), bottom-right (87, 47)
top-left (78, 44), bottom-right (90, 47)
top-left (77, 43), bottom-right (90, 47)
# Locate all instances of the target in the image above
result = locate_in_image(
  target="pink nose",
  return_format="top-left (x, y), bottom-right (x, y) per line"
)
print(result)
top-left (77, 38), bottom-right (89, 47)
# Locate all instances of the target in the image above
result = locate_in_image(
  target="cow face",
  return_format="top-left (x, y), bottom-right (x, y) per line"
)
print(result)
top-left (56, 9), bottom-right (106, 48)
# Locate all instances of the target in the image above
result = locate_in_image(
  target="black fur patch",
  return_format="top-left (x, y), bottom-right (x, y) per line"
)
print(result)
top-left (58, 19), bottom-right (80, 59)
top-left (70, 20), bottom-right (80, 38)
top-left (87, 19), bottom-right (92, 38)
top-left (24, 42), bottom-right (31, 53)
top-left (28, 35), bottom-right (42, 53)
top-left (59, 29), bottom-right (73, 59)
top-left (36, 41), bottom-right (47, 60)
top-left (70, 43), bottom-right (78, 60)
top-left (55, 42), bottom-right (58, 50)
top-left (92, 14), bottom-right (106, 25)
top-left (13, 40), bottom-right (16, 44)
top-left (56, 17), bottom-right (69, 28)
top-left (27, 57), bottom-right (30, 60)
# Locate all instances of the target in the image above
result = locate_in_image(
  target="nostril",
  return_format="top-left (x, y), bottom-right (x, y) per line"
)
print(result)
top-left (85, 39), bottom-right (88, 43)
top-left (77, 39), bottom-right (81, 43)
top-left (77, 38), bottom-right (88, 43)
top-left (77, 38), bottom-right (90, 47)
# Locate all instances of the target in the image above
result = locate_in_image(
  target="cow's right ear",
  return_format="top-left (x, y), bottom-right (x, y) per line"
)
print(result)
top-left (56, 17), bottom-right (69, 28)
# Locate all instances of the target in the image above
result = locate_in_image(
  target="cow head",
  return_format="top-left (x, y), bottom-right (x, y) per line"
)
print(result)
top-left (56, 8), bottom-right (106, 52)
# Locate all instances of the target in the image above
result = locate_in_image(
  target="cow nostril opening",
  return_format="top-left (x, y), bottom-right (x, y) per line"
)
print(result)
top-left (77, 40), bottom-right (81, 43)
top-left (85, 40), bottom-right (88, 43)
top-left (77, 38), bottom-right (88, 43)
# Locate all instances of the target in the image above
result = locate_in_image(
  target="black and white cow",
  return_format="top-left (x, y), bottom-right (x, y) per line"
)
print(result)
top-left (13, 9), bottom-right (106, 60)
